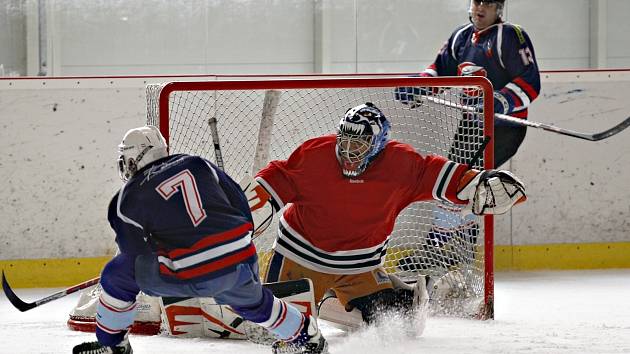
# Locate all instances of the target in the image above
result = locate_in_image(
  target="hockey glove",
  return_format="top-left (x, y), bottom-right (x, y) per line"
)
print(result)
top-left (394, 86), bottom-right (426, 108)
top-left (472, 91), bottom-right (510, 115)
top-left (456, 169), bottom-right (527, 215)
top-left (239, 173), bottom-right (274, 238)
top-left (491, 91), bottom-right (510, 114)
top-left (394, 73), bottom-right (438, 108)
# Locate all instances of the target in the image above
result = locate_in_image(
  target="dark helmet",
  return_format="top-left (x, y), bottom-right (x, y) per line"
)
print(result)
top-left (469, 0), bottom-right (505, 22)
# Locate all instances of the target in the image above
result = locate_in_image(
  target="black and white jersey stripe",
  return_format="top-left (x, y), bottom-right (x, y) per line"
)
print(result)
top-left (273, 216), bottom-right (390, 274)
top-left (432, 160), bottom-right (460, 204)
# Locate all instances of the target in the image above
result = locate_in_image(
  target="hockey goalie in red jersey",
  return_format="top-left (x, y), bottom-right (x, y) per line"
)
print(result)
top-left (245, 102), bottom-right (526, 331)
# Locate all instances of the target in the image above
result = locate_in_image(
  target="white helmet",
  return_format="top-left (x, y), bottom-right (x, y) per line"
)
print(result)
top-left (117, 125), bottom-right (168, 181)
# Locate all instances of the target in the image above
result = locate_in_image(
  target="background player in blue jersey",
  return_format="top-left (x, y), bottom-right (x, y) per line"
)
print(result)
top-left (394, 0), bottom-right (540, 271)
top-left (397, 0), bottom-right (540, 166)
top-left (73, 126), bottom-right (327, 354)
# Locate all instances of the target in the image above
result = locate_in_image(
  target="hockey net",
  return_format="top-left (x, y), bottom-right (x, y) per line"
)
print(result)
top-left (145, 76), bottom-right (496, 319)
top-left (67, 76), bottom-right (495, 333)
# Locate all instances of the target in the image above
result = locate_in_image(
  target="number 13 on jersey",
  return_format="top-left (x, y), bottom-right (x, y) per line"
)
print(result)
top-left (519, 47), bottom-right (534, 66)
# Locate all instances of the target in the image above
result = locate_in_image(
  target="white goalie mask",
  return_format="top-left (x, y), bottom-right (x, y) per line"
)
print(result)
top-left (117, 125), bottom-right (168, 182)
top-left (336, 102), bottom-right (390, 178)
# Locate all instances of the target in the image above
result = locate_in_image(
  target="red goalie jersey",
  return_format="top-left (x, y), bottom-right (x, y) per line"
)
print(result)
top-left (255, 135), bottom-right (469, 274)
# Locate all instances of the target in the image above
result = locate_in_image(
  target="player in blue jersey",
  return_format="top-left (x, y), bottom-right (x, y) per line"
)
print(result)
top-left (72, 126), bottom-right (327, 354)
top-left (394, 0), bottom-right (540, 271)
top-left (397, 0), bottom-right (540, 166)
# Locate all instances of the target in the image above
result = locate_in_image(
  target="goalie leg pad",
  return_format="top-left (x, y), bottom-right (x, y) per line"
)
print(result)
top-left (347, 287), bottom-right (414, 324)
top-left (214, 269), bottom-right (316, 343)
top-left (160, 296), bottom-right (249, 339)
top-left (317, 291), bottom-right (363, 331)
top-left (345, 274), bottom-right (428, 335)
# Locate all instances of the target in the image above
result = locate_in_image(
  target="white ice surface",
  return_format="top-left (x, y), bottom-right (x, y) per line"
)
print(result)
top-left (1, 269), bottom-right (629, 354)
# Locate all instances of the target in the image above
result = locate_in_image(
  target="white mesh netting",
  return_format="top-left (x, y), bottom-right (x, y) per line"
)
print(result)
top-left (146, 77), bottom-right (493, 318)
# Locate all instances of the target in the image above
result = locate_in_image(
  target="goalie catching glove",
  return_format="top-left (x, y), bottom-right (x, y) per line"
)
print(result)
top-left (457, 169), bottom-right (527, 215)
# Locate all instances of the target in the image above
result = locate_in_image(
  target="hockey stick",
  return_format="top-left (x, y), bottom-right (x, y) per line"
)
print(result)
top-left (248, 90), bottom-right (280, 239)
top-left (252, 90), bottom-right (280, 175)
top-left (208, 90), bottom-right (280, 239)
top-left (467, 135), bottom-right (491, 170)
top-left (208, 117), bottom-right (225, 170)
top-left (424, 95), bottom-right (630, 141)
top-left (207, 90), bottom-right (280, 173)
top-left (1, 270), bottom-right (100, 312)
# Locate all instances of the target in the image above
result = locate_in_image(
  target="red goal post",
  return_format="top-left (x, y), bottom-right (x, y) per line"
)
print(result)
top-left (146, 75), bottom-right (496, 319)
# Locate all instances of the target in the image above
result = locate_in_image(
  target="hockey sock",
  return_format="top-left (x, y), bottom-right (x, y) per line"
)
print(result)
top-left (95, 288), bottom-right (138, 347)
top-left (233, 287), bottom-right (304, 341)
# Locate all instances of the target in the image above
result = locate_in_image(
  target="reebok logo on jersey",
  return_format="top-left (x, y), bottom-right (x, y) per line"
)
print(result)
top-left (349, 179), bottom-right (364, 184)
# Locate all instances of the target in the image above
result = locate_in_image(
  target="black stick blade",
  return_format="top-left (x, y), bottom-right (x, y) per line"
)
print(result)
top-left (590, 116), bottom-right (630, 141)
top-left (2, 270), bottom-right (36, 312)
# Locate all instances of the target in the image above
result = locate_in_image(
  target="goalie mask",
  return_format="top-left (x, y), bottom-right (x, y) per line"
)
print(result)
top-left (117, 125), bottom-right (168, 182)
top-left (336, 102), bottom-right (391, 178)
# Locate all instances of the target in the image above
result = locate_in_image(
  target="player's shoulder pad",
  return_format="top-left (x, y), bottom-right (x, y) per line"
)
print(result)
top-left (501, 22), bottom-right (528, 45)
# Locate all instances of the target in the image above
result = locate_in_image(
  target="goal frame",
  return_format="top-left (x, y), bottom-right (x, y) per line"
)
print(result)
top-left (151, 76), bottom-right (496, 318)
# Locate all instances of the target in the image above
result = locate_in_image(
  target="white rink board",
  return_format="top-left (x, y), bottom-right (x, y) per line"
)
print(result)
top-left (494, 70), bottom-right (630, 246)
top-left (0, 76), bottom-right (218, 259)
top-left (0, 71), bottom-right (629, 260)
top-left (0, 85), bottom-right (143, 259)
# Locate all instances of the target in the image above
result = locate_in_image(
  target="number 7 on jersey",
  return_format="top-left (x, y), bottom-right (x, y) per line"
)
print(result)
top-left (156, 169), bottom-right (207, 227)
